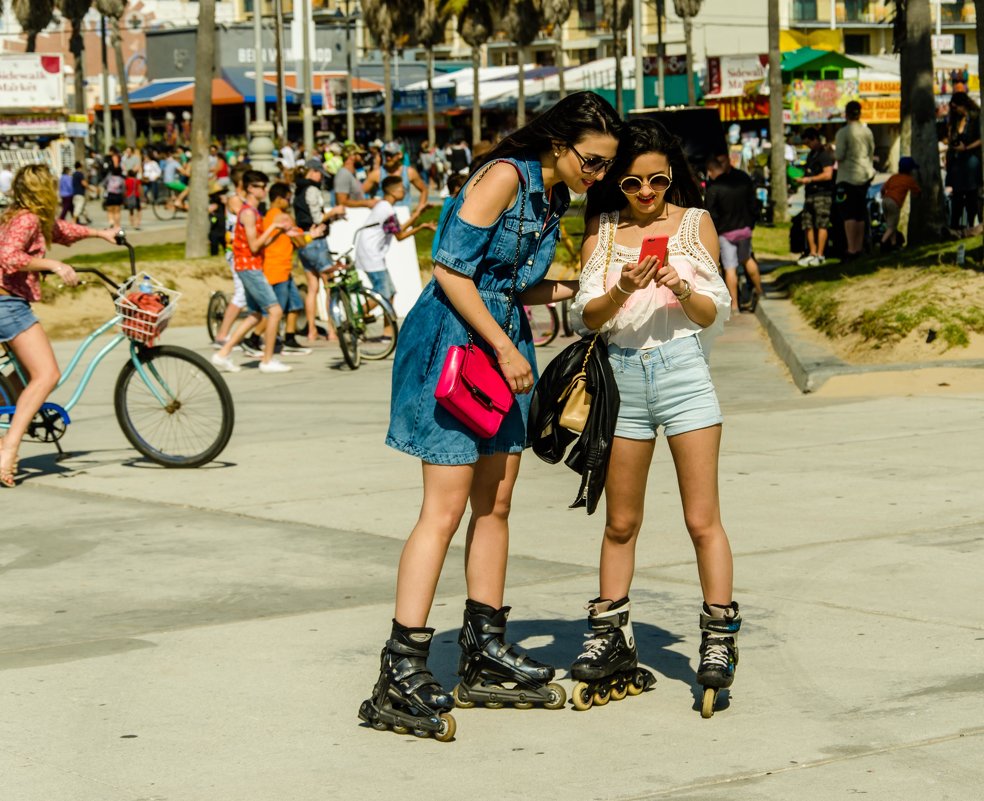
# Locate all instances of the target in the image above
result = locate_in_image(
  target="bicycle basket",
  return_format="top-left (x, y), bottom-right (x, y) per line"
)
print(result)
top-left (115, 274), bottom-right (181, 346)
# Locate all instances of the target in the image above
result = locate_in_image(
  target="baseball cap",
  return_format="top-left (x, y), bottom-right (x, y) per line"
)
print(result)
top-left (342, 143), bottom-right (366, 158)
top-left (382, 140), bottom-right (403, 156)
top-left (369, 138), bottom-right (384, 150)
top-left (328, 142), bottom-right (342, 155)
top-left (304, 157), bottom-right (328, 176)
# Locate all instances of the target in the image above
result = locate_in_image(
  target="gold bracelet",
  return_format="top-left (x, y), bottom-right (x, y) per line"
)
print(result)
top-left (607, 288), bottom-right (624, 308)
top-left (614, 280), bottom-right (634, 296)
top-left (674, 279), bottom-right (693, 302)
top-left (498, 359), bottom-right (511, 365)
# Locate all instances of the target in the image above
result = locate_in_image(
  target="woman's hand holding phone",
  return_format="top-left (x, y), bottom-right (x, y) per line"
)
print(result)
top-left (619, 255), bottom-right (660, 293)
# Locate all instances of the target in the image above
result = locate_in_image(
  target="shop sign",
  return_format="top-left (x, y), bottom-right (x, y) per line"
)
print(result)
top-left (0, 54), bottom-right (64, 110)
top-left (783, 78), bottom-right (860, 123)
top-left (66, 114), bottom-right (89, 138)
top-left (706, 55), bottom-right (769, 98)
top-left (0, 115), bottom-right (67, 136)
top-left (860, 79), bottom-right (901, 95)
top-left (859, 96), bottom-right (900, 123)
top-left (705, 95), bottom-right (770, 121)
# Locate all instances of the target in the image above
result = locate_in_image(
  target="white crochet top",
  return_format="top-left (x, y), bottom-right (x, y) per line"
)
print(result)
top-left (569, 207), bottom-right (731, 351)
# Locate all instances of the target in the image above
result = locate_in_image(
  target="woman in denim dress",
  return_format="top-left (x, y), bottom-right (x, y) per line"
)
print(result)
top-left (360, 92), bottom-right (621, 739)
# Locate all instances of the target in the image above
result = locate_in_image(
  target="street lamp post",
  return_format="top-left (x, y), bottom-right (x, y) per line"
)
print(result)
top-left (248, 0), bottom-right (277, 175)
top-left (346, 0), bottom-right (355, 142)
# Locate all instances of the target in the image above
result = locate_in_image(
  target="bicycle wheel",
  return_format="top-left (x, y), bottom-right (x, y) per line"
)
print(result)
top-left (114, 345), bottom-right (235, 467)
top-left (206, 291), bottom-right (228, 343)
top-left (526, 305), bottom-right (559, 347)
top-left (152, 195), bottom-right (177, 221)
top-left (328, 287), bottom-right (361, 369)
top-left (352, 287), bottom-right (398, 360)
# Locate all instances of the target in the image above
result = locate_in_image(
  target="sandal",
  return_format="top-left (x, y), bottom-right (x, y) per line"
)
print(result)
top-left (0, 439), bottom-right (18, 488)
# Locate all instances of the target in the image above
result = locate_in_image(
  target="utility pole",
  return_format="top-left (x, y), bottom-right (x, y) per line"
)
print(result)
top-left (346, 0), bottom-right (355, 142)
top-left (300, 0), bottom-right (315, 155)
top-left (248, 0), bottom-right (276, 175)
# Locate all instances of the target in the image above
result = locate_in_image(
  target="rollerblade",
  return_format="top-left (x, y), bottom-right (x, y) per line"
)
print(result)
top-left (697, 601), bottom-right (741, 719)
top-left (570, 597), bottom-right (656, 711)
top-left (358, 620), bottom-right (456, 741)
top-left (452, 600), bottom-right (566, 710)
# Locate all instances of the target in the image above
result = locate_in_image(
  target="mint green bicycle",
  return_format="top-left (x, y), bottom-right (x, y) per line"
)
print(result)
top-left (0, 233), bottom-right (235, 468)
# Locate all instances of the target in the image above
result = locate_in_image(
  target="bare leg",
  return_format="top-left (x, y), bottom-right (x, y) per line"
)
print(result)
top-left (463, 452), bottom-right (522, 608)
top-left (1, 324), bottom-right (61, 477)
top-left (599, 437), bottom-right (656, 601)
top-left (216, 300), bottom-right (242, 342)
top-left (666, 425), bottom-right (733, 604)
top-left (217, 311), bottom-right (263, 359)
top-left (261, 305), bottom-right (283, 364)
top-left (743, 256), bottom-right (763, 294)
top-left (394, 462), bottom-right (474, 626)
top-left (806, 228), bottom-right (818, 257)
top-left (723, 269), bottom-right (739, 311)
top-left (816, 228), bottom-right (829, 258)
top-left (844, 220), bottom-right (865, 254)
top-left (303, 270), bottom-right (324, 342)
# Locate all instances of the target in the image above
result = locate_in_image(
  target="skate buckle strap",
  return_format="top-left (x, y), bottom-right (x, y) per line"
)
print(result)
top-left (386, 637), bottom-right (431, 659)
top-left (699, 613), bottom-right (741, 635)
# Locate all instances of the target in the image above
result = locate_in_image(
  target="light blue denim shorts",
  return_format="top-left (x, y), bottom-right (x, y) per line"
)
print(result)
top-left (239, 269), bottom-right (279, 315)
top-left (365, 269), bottom-right (396, 300)
top-left (0, 295), bottom-right (39, 343)
top-left (609, 334), bottom-right (722, 440)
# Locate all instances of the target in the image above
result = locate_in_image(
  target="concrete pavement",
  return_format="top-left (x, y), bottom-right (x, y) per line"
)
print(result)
top-left (1, 311), bottom-right (982, 801)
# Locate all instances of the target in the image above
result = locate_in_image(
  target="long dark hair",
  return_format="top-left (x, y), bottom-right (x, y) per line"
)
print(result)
top-left (585, 118), bottom-right (703, 220)
top-left (471, 91), bottom-right (622, 175)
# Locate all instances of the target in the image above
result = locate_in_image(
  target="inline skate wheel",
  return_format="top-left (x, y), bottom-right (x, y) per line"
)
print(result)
top-left (543, 683), bottom-right (567, 710)
top-left (626, 680), bottom-right (645, 696)
top-left (370, 720), bottom-right (388, 731)
top-left (610, 682), bottom-right (628, 702)
top-left (452, 684), bottom-right (475, 709)
top-left (701, 687), bottom-right (717, 719)
top-left (433, 713), bottom-right (456, 742)
top-left (482, 684), bottom-right (505, 709)
top-left (391, 724), bottom-right (410, 735)
top-left (572, 682), bottom-right (594, 711)
top-left (513, 700), bottom-right (534, 710)
top-left (593, 687), bottom-right (611, 707)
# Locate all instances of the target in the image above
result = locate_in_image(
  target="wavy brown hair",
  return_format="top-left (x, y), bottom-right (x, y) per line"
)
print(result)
top-left (1, 164), bottom-right (59, 245)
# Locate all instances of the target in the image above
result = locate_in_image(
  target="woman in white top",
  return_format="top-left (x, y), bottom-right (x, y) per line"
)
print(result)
top-left (568, 119), bottom-right (740, 717)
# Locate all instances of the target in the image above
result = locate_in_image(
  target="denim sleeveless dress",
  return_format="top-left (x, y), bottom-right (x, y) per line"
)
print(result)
top-left (386, 155), bottom-right (570, 465)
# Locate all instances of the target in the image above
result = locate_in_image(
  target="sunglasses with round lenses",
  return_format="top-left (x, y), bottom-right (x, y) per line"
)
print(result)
top-left (568, 142), bottom-right (615, 175)
top-left (619, 173), bottom-right (673, 195)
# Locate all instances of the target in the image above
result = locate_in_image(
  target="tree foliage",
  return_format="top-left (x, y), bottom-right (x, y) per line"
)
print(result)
top-left (13, 0), bottom-right (55, 52)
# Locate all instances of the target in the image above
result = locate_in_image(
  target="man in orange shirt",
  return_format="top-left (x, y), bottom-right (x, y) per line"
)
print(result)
top-left (263, 182), bottom-right (323, 354)
top-left (880, 157), bottom-right (921, 251)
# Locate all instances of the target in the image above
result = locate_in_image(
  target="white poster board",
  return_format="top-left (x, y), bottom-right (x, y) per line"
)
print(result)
top-left (325, 206), bottom-right (424, 318)
top-left (0, 54), bottom-right (64, 111)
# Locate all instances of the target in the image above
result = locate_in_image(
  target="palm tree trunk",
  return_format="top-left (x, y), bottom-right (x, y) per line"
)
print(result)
top-left (684, 15), bottom-right (695, 106)
top-left (426, 46), bottom-right (436, 147)
top-left (185, 0), bottom-right (215, 259)
top-left (768, 0), bottom-right (787, 224)
top-left (383, 48), bottom-right (394, 142)
top-left (26, 33), bottom-right (37, 52)
top-left (900, 0), bottom-right (944, 244)
top-left (472, 45), bottom-right (481, 147)
top-left (613, 4), bottom-right (623, 116)
top-left (976, 0), bottom-right (984, 257)
top-left (71, 22), bottom-right (86, 164)
top-left (111, 17), bottom-right (136, 148)
top-left (517, 45), bottom-right (526, 129)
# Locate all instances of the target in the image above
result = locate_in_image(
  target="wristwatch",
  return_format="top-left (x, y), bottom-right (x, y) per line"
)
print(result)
top-left (675, 279), bottom-right (693, 302)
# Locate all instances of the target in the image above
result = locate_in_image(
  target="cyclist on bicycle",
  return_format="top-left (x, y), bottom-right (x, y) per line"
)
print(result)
top-left (0, 164), bottom-right (118, 487)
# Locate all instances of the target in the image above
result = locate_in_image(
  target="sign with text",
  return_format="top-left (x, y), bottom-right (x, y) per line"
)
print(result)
top-left (0, 54), bottom-right (64, 111)
top-left (706, 55), bottom-right (769, 98)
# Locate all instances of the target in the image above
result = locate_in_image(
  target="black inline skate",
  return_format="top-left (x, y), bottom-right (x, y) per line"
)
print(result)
top-left (358, 620), bottom-right (456, 741)
top-left (697, 601), bottom-right (741, 719)
top-left (452, 600), bottom-right (567, 710)
top-left (570, 597), bottom-right (656, 710)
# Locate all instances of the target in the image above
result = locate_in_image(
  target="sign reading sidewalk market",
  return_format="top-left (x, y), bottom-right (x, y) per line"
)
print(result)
top-left (0, 54), bottom-right (64, 111)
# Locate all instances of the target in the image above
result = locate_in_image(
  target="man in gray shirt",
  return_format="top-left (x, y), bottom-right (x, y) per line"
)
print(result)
top-left (334, 144), bottom-right (378, 210)
top-left (834, 100), bottom-right (875, 258)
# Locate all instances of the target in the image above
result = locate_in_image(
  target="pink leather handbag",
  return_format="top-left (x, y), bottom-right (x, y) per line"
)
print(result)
top-left (434, 344), bottom-right (514, 439)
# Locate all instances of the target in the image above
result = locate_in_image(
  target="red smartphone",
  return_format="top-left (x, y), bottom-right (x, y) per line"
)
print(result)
top-left (639, 235), bottom-right (669, 268)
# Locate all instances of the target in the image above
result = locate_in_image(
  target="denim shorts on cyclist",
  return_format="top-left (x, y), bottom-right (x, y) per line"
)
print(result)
top-left (609, 334), bottom-right (722, 440)
top-left (0, 295), bottom-right (38, 343)
top-left (366, 269), bottom-right (396, 300)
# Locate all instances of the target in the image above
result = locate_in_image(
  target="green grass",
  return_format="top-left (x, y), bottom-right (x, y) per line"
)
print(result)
top-left (70, 242), bottom-right (190, 266)
top-left (752, 222), bottom-right (792, 257)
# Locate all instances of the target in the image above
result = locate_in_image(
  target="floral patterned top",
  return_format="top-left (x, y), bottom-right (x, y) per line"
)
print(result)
top-left (0, 212), bottom-right (90, 302)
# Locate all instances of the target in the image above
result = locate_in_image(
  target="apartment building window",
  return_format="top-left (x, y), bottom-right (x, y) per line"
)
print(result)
top-left (792, 0), bottom-right (818, 21)
top-left (844, 0), bottom-right (870, 21)
top-left (844, 34), bottom-right (871, 54)
top-left (577, 0), bottom-right (598, 30)
top-left (952, 34), bottom-right (966, 54)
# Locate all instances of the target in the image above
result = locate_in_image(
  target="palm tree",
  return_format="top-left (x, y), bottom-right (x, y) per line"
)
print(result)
top-left (418, 1), bottom-right (451, 147)
top-left (185, 0), bottom-right (215, 259)
top-left (499, 0), bottom-right (541, 128)
top-left (975, 0), bottom-right (984, 247)
top-left (604, 0), bottom-right (632, 116)
top-left (449, 0), bottom-right (495, 146)
top-left (13, 0), bottom-right (55, 52)
top-left (95, 0), bottom-right (135, 148)
top-left (361, 0), bottom-right (416, 141)
top-left (58, 0), bottom-right (93, 162)
top-left (893, 0), bottom-right (945, 244)
top-left (540, 0), bottom-right (572, 98)
top-left (673, 0), bottom-right (703, 106)
top-left (767, 0), bottom-right (786, 224)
